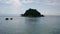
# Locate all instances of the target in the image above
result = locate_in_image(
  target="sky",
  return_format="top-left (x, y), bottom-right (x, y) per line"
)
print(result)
top-left (0, 0), bottom-right (60, 15)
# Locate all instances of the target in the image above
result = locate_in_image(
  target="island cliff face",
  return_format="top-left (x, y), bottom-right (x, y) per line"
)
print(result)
top-left (21, 8), bottom-right (44, 17)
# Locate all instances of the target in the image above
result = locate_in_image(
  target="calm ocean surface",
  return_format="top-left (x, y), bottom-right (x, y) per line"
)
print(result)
top-left (0, 16), bottom-right (60, 34)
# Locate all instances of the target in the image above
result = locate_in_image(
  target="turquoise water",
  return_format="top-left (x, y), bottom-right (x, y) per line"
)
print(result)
top-left (0, 16), bottom-right (60, 34)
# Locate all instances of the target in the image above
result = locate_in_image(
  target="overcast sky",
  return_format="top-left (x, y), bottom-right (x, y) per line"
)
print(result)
top-left (0, 0), bottom-right (60, 15)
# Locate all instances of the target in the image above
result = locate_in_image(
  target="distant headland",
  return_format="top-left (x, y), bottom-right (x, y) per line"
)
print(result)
top-left (21, 8), bottom-right (44, 17)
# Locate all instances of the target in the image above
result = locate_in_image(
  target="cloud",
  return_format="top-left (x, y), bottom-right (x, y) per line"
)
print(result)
top-left (39, 0), bottom-right (60, 6)
top-left (0, 0), bottom-right (22, 14)
top-left (0, 0), bottom-right (60, 15)
top-left (21, 0), bottom-right (34, 3)
top-left (44, 0), bottom-right (60, 6)
top-left (19, 0), bottom-right (60, 6)
top-left (0, 0), bottom-right (23, 8)
top-left (23, 0), bottom-right (60, 6)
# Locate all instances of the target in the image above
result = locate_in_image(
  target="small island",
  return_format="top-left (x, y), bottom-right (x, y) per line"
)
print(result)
top-left (21, 8), bottom-right (44, 17)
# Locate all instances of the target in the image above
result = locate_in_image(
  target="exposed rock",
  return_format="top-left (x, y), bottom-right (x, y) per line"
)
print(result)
top-left (10, 18), bottom-right (13, 20)
top-left (5, 18), bottom-right (9, 20)
top-left (5, 18), bottom-right (13, 20)
top-left (21, 8), bottom-right (44, 17)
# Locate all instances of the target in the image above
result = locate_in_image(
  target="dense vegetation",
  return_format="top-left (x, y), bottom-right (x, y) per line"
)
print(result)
top-left (21, 8), bottom-right (44, 17)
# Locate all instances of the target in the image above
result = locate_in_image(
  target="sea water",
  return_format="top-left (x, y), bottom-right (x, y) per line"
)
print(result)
top-left (0, 16), bottom-right (60, 34)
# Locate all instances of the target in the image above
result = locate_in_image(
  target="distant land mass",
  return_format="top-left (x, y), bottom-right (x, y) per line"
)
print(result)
top-left (21, 8), bottom-right (44, 17)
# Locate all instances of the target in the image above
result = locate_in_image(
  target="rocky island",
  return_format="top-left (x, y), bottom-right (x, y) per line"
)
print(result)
top-left (21, 8), bottom-right (44, 17)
